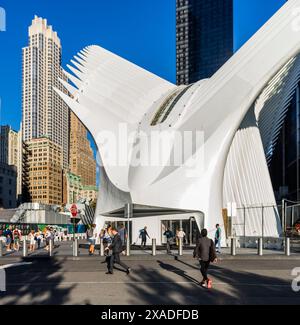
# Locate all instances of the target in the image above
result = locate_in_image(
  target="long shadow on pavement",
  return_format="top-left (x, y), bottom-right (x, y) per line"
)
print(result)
top-left (126, 258), bottom-right (300, 305)
top-left (0, 257), bottom-right (75, 305)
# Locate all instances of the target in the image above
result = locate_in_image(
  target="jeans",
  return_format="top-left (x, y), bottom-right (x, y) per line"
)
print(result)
top-left (215, 239), bottom-right (221, 252)
top-left (166, 239), bottom-right (172, 253)
top-left (200, 260), bottom-right (210, 281)
top-left (108, 253), bottom-right (129, 273)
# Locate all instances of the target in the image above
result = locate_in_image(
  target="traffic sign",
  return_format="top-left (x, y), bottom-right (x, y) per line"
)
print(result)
top-left (70, 204), bottom-right (78, 217)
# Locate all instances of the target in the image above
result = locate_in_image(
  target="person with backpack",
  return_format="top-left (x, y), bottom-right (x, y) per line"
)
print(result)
top-left (193, 229), bottom-right (217, 289)
top-left (163, 228), bottom-right (174, 254)
top-left (106, 228), bottom-right (131, 275)
top-left (139, 226), bottom-right (150, 248)
top-left (215, 224), bottom-right (222, 254)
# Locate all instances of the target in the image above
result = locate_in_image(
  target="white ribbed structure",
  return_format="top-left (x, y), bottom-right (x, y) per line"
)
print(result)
top-left (56, 0), bottom-right (300, 242)
top-left (255, 55), bottom-right (300, 165)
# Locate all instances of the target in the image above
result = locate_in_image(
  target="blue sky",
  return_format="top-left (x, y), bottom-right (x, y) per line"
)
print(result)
top-left (0, 0), bottom-right (286, 132)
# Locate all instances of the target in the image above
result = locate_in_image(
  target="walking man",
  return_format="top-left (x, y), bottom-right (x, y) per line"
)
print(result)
top-left (140, 226), bottom-right (150, 248)
top-left (163, 228), bottom-right (174, 254)
top-left (106, 228), bottom-right (131, 275)
top-left (193, 229), bottom-right (217, 289)
top-left (215, 224), bottom-right (222, 254)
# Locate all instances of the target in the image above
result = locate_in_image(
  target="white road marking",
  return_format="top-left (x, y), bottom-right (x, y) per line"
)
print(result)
top-left (0, 262), bottom-right (32, 270)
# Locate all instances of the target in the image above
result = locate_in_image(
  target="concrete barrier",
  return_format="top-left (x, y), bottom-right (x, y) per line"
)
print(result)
top-left (152, 239), bottom-right (156, 256)
top-left (49, 239), bottom-right (54, 257)
top-left (23, 238), bottom-right (28, 257)
top-left (231, 237), bottom-right (237, 256)
top-left (178, 238), bottom-right (183, 256)
top-left (258, 238), bottom-right (263, 256)
top-left (285, 237), bottom-right (291, 256)
top-left (73, 238), bottom-right (79, 257)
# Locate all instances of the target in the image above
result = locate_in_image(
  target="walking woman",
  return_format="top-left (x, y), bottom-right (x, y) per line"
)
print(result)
top-left (29, 230), bottom-right (36, 252)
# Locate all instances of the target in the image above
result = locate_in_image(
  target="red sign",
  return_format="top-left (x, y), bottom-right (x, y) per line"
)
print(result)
top-left (70, 204), bottom-right (78, 218)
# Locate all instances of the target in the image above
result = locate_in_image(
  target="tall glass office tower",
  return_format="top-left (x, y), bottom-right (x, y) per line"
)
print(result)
top-left (176, 0), bottom-right (233, 85)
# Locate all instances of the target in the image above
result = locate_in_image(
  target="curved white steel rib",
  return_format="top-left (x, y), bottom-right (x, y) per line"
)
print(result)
top-left (56, 0), bottom-right (300, 240)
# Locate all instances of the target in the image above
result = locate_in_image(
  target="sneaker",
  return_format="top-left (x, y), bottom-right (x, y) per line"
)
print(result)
top-left (106, 271), bottom-right (113, 275)
top-left (200, 280), bottom-right (206, 287)
top-left (207, 279), bottom-right (213, 289)
top-left (126, 268), bottom-right (131, 275)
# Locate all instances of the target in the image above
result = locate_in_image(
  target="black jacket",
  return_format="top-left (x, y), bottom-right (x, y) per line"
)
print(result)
top-left (193, 237), bottom-right (217, 262)
top-left (110, 234), bottom-right (123, 254)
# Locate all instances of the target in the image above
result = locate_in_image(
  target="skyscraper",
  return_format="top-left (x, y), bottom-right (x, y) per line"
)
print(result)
top-left (22, 16), bottom-right (70, 169)
top-left (176, 0), bottom-right (233, 85)
top-left (69, 112), bottom-right (96, 187)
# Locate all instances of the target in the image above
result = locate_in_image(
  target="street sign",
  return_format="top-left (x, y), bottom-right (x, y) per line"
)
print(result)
top-left (70, 204), bottom-right (78, 218)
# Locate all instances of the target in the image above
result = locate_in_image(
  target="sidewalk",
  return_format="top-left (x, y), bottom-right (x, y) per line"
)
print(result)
top-left (1, 241), bottom-right (300, 261)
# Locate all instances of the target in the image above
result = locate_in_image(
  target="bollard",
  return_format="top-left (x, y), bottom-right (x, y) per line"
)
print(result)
top-left (285, 237), bottom-right (291, 256)
top-left (100, 240), bottom-right (104, 257)
top-left (73, 238), bottom-right (79, 257)
top-left (0, 240), bottom-right (3, 257)
top-left (231, 237), bottom-right (237, 256)
top-left (178, 237), bottom-right (183, 256)
top-left (152, 239), bottom-right (156, 256)
top-left (258, 237), bottom-right (263, 256)
top-left (126, 239), bottom-right (131, 257)
top-left (49, 239), bottom-right (54, 257)
top-left (23, 238), bottom-right (28, 257)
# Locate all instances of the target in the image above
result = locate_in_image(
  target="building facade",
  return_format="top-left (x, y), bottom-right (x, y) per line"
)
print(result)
top-left (0, 125), bottom-right (18, 165)
top-left (25, 137), bottom-right (63, 205)
top-left (80, 186), bottom-right (98, 203)
top-left (69, 112), bottom-right (96, 187)
top-left (0, 162), bottom-right (17, 209)
top-left (0, 125), bottom-right (23, 202)
top-left (64, 172), bottom-right (82, 204)
top-left (22, 16), bottom-right (70, 170)
top-left (176, 0), bottom-right (233, 85)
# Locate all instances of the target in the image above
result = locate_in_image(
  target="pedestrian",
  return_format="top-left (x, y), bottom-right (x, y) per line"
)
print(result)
top-left (102, 227), bottom-right (112, 256)
top-left (86, 224), bottom-right (97, 256)
top-left (29, 230), bottom-right (36, 252)
top-left (139, 226), bottom-right (150, 248)
top-left (35, 229), bottom-right (42, 249)
top-left (4, 226), bottom-right (13, 251)
top-left (215, 224), bottom-right (222, 254)
top-left (193, 229), bottom-right (217, 289)
top-left (44, 227), bottom-right (51, 251)
top-left (118, 224), bottom-right (127, 246)
top-left (106, 228), bottom-right (131, 275)
top-left (5, 234), bottom-right (12, 252)
top-left (13, 227), bottom-right (22, 252)
top-left (177, 228), bottom-right (186, 246)
top-left (163, 228), bottom-right (174, 254)
top-left (118, 224), bottom-right (127, 255)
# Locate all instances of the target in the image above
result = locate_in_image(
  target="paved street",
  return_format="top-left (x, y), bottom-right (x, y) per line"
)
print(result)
top-left (0, 252), bottom-right (300, 305)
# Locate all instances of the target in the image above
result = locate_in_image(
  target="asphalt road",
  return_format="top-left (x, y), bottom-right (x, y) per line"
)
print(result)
top-left (0, 255), bottom-right (300, 305)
